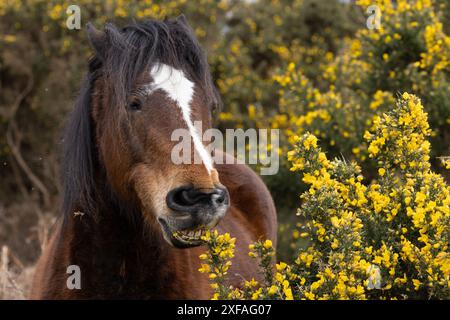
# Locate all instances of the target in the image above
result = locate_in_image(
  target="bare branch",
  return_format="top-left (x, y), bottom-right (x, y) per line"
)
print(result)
top-left (5, 74), bottom-right (51, 208)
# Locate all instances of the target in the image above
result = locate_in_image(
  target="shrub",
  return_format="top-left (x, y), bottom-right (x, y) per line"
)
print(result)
top-left (201, 93), bottom-right (450, 299)
top-left (265, 0), bottom-right (450, 174)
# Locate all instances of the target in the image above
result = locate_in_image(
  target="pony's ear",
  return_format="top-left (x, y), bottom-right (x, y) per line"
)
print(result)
top-left (86, 22), bottom-right (108, 59)
top-left (175, 14), bottom-right (190, 27)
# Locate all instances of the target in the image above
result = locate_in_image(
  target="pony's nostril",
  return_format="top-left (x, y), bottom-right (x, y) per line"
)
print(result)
top-left (178, 189), bottom-right (196, 205)
top-left (211, 189), bottom-right (227, 205)
top-left (184, 189), bottom-right (210, 204)
top-left (166, 187), bottom-right (228, 212)
top-left (167, 187), bottom-right (208, 212)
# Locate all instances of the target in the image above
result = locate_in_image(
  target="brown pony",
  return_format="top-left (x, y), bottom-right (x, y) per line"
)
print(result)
top-left (30, 16), bottom-right (277, 299)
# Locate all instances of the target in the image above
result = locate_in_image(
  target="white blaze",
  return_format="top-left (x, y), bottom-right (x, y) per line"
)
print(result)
top-left (148, 63), bottom-right (213, 174)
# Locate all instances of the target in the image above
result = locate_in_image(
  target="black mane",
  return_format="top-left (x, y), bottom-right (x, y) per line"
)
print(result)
top-left (61, 18), bottom-right (220, 220)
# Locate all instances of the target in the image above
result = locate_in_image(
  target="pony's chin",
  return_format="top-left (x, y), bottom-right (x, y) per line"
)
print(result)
top-left (157, 217), bottom-right (207, 248)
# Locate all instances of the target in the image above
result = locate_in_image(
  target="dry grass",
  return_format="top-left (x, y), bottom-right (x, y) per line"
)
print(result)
top-left (0, 245), bottom-right (35, 299)
top-left (0, 200), bottom-right (55, 300)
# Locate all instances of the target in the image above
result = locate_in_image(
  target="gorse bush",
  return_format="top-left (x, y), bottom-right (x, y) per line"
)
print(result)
top-left (199, 231), bottom-right (294, 300)
top-left (263, 0), bottom-right (450, 260)
top-left (201, 94), bottom-right (450, 299)
top-left (266, 0), bottom-right (450, 171)
top-left (211, 0), bottom-right (360, 120)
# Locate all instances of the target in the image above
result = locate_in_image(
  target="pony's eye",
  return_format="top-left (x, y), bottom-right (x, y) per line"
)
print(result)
top-left (128, 100), bottom-right (142, 112)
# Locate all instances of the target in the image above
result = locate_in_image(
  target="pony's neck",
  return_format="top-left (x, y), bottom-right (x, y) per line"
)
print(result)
top-left (65, 192), bottom-right (180, 299)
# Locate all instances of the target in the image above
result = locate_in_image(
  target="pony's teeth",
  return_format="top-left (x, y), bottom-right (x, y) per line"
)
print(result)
top-left (175, 227), bottom-right (209, 241)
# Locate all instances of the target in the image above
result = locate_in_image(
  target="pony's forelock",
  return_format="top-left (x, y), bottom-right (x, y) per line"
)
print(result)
top-left (104, 18), bottom-right (221, 111)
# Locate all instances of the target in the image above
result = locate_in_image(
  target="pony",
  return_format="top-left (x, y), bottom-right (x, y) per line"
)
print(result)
top-left (30, 15), bottom-right (277, 299)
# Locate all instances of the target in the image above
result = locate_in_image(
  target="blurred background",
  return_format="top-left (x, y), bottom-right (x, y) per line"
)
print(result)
top-left (0, 0), bottom-right (449, 298)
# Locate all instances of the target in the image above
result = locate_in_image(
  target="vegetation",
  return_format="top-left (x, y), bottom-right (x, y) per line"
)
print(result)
top-left (203, 94), bottom-right (450, 299)
top-left (0, 0), bottom-right (449, 299)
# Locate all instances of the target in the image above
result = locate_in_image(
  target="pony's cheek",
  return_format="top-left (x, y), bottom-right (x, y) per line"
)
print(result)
top-left (129, 164), bottom-right (180, 220)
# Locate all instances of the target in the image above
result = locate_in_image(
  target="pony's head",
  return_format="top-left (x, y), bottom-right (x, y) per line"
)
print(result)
top-left (63, 16), bottom-right (228, 248)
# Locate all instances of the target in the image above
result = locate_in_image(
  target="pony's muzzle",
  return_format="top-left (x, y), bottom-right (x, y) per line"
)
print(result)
top-left (160, 186), bottom-right (229, 248)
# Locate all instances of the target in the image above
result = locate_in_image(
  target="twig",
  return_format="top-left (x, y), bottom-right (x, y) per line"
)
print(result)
top-left (5, 73), bottom-right (51, 207)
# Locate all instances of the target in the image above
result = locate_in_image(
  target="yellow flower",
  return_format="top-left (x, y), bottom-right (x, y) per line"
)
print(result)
top-left (268, 285), bottom-right (278, 295)
top-left (284, 287), bottom-right (294, 300)
top-left (415, 192), bottom-right (426, 204)
top-left (248, 104), bottom-right (256, 119)
top-left (276, 262), bottom-right (287, 271)
top-left (412, 279), bottom-right (421, 290)
top-left (263, 239), bottom-right (273, 249)
top-left (303, 134), bottom-right (318, 150)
